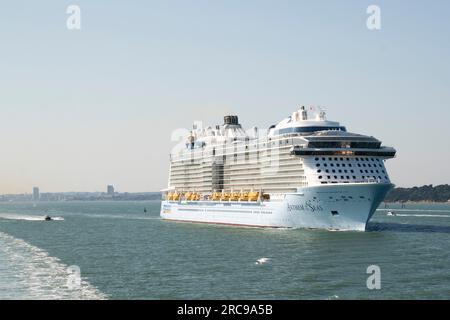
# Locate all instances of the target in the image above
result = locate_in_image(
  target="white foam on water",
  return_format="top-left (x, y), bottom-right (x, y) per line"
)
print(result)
top-left (0, 213), bottom-right (64, 221)
top-left (0, 231), bottom-right (107, 300)
top-left (377, 208), bottom-right (450, 213)
top-left (394, 214), bottom-right (450, 218)
top-left (255, 257), bottom-right (270, 265)
top-left (72, 213), bottom-right (160, 220)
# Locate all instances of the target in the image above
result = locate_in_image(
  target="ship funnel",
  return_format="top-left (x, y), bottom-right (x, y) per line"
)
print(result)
top-left (224, 115), bottom-right (239, 125)
top-left (300, 106), bottom-right (307, 120)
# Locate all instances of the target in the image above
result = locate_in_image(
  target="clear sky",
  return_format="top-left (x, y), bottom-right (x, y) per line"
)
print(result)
top-left (1, 0), bottom-right (449, 194)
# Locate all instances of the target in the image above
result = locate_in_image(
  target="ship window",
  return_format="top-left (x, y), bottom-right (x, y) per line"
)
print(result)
top-left (341, 176), bottom-right (344, 179)
top-left (385, 176), bottom-right (388, 179)
top-left (331, 211), bottom-right (339, 216)
top-left (330, 163), bottom-right (334, 167)
top-left (356, 158), bottom-right (359, 161)
top-left (358, 164), bottom-right (361, 167)
top-left (317, 170), bottom-right (322, 173)
top-left (327, 176), bottom-right (331, 179)
top-left (362, 176), bottom-right (365, 179)
top-left (349, 164), bottom-right (352, 167)
top-left (338, 170), bottom-right (342, 173)
top-left (365, 170), bottom-right (368, 173)
top-left (346, 176), bottom-right (350, 179)
top-left (332, 170), bottom-right (336, 173)
top-left (325, 169), bottom-right (329, 173)
top-left (363, 164), bottom-right (366, 167)
top-left (340, 158), bottom-right (343, 161)
top-left (316, 163), bottom-right (320, 167)
top-left (318, 176), bottom-right (323, 179)
top-left (324, 164), bottom-right (328, 167)
top-left (322, 157), bottom-right (326, 161)
top-left (334, 158), bottom-right (338, 161)
top-left (328, 157), bottom-right (332, 161)
top-left (378, 176), bottom-right (382, 179)
top-left (342, 164), bottom-right (346, 167)
top-left (336, 163), bottom-right (340, 167)
top-left (370, 170), bottom-right (374, 173)
top-left (315, 157), bottom-right (319, 161)
top-left (334, 176), bottom-right (337, 179)
top-left (352, 176), bottom-right (356, 179)
top-left (344, 170), bottom-right (348, 173)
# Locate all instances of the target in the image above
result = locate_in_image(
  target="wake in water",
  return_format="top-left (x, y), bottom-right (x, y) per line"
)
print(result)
top-left (70, 213), bottom-right (160, 220)
top-left (394, 214), bottom-right (450, 218)
top-left (0, 213), bottom-right (64, 221)
top-left (377, 208), bottom-right (450, 213)
top-left (0, 231), bottom-right (106, 300)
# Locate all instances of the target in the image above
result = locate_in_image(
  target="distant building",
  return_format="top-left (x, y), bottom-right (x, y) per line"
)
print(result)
top-left (32, 187), bottom-right (40, 201)
top-left (107, 185), bottom-right (115, 196)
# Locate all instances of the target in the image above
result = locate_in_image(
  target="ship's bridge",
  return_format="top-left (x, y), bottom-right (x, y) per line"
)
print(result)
top-left (304, 131), bottom-right (382, 149)
top-left (268, 107), bottom-right (346, 137)
top-left (290, 130), bottom-right (396, 158)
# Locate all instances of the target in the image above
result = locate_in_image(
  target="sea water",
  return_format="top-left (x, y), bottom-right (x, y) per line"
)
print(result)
top-left (0, 201), bottom-right (449, 299)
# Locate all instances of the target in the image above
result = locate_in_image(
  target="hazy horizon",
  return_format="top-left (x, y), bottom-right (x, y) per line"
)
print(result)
top-left (1, 1), bottom-right (450, 194)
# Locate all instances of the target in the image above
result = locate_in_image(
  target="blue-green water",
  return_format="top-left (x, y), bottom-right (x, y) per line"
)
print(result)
top-left (0, 201), bottom-right (449, 299)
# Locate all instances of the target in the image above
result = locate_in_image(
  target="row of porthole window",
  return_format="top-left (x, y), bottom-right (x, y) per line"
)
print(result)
top-left (318, 169), bottom-right (355, 174)
top-left (315, 163), bottom-right (383, 168)
top-left (318, 175), bottom-right (387, 180)
top-left (314, 157), bottom-right (381, 162)
top-left (317, 169), bottom-right (385, 174)
top-left (327, 195), bottom-right (368, 199)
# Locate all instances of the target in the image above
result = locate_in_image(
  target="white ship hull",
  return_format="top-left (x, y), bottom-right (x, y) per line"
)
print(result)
top-left (160, 183), bottom-right (392, 231)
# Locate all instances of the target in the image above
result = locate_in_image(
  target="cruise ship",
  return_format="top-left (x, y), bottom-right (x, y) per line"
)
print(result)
top-left (160, 107), bottom-right (396, 231)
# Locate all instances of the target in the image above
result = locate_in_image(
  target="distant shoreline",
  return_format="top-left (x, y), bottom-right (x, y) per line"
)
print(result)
top-left (384, 184), bottom-right (450, 203)
top-left (384, 201), bottom-right (450, 204)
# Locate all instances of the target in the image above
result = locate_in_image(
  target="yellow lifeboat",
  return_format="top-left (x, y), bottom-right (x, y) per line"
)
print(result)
top-left (184, 192), bottom-right (192, 201)
top-left (172, 192), bottom-right (181, 201)
top-left (230, 191), bottom-right (240, 201)
top-left (239, 191), bottom-right (249, 201)
top-left (220, 192), bottom-right (230, 201)
top-left (248, 191), bottom-right (260, 202)
top-left (212, 192), bottom-right (222, 201)
top-left (192, 193), bottom-right (201, 201)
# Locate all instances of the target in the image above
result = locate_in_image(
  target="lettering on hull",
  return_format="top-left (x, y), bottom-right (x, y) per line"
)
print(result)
top-left (287, 200), bottom-right (323, 213)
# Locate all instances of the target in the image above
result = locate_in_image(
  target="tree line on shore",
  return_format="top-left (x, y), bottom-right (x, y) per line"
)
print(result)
top-left (385, 184), bottom-right (450, 202)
